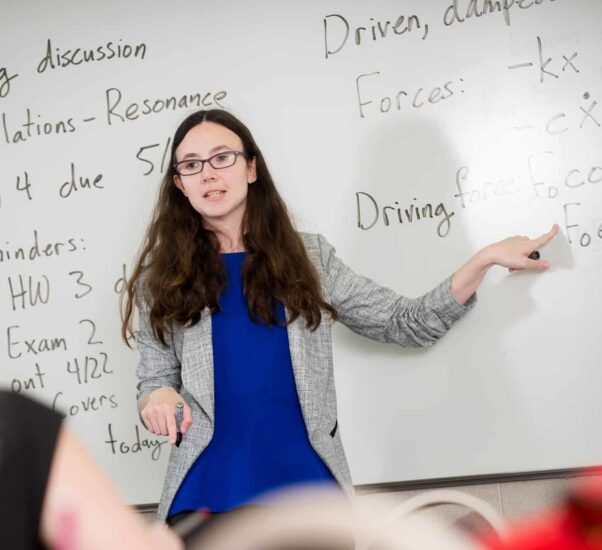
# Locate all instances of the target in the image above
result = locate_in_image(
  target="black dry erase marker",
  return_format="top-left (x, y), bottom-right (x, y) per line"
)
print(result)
top-left (529, 250), bottom-right (541, 260)
top-left (175, 402), bottom-right (184, 447)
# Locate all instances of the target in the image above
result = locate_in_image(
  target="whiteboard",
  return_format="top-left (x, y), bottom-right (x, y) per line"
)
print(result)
top-left (1, 0), bottom-right (601, 505)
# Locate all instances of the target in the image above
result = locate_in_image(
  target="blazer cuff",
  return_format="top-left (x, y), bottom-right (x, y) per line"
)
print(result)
top-left (431, 275), bottom-right (477, 322)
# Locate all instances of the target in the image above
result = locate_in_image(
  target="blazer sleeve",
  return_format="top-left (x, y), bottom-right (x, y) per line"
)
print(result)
top-left (134, 293), bottom-right (182, 409)
top-left (314, 233), bottom-right (476, 347)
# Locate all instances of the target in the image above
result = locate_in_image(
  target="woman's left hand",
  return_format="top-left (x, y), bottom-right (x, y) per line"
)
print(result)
top-left (483, 224), bottom-right (559, 272)
top-left (451, 224), bottom-right (560, 304)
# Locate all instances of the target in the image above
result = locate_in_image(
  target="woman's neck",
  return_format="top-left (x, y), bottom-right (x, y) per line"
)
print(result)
top-left (204, 221), bottom-right (245, 253)
top-left (221, 242), bottom-right (245, 253)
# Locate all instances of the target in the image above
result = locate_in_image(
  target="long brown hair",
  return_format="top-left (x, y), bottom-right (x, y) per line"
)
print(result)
top-left (122, 109), bottom-right (337, 346)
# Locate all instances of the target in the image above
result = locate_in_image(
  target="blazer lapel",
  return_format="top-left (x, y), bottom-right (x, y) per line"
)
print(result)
top-left (181, 308), bottom-right (214, 423)
top-left (287, 310), bottom-right (320, 432)
top-left (179, 307), bottom-right (324, 432)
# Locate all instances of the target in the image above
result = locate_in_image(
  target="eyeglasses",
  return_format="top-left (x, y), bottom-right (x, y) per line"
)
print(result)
top-left (173, 150), bottom-right (248, 176)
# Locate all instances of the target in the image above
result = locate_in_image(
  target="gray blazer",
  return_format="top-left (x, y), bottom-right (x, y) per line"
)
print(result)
top-left (135, 233), bottom-right (475, 520)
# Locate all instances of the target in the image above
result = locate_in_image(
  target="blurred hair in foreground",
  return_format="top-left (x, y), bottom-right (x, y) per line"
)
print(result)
top-left (176, 474), bottom-right (602, 550)
top-left (176, 485), bottom-right (488, 550)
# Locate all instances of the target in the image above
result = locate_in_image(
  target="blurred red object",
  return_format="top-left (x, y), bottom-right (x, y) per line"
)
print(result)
top-left (482, 469), bottom-right (602, 550)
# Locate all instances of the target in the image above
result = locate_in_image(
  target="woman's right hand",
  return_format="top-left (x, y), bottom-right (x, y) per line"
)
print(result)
top-left (139, 387), bottom-right (192, 445)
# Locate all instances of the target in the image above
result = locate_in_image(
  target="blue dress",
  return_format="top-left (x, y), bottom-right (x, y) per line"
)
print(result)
top-left (168, 252), bottom-right (335, 515)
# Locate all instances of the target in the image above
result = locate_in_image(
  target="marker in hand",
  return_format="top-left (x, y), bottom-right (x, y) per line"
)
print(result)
top-left (510, 249), bottom-right (543, 272)
top-left (175, 402), bottom-right (184, 447)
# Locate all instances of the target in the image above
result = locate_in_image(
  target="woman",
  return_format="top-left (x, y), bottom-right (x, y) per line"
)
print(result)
top-left (122, 109), bottom-right (557, 522)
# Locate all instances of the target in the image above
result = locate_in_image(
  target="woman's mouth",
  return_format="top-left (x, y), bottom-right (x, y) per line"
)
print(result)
top-left (204, 190), bottom-right (226, 200)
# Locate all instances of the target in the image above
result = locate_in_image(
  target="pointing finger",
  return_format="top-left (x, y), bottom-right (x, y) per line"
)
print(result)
top-left (533, 224), bottom-right (559, 249)
top-left (166, 407), bottom-right (178, 445)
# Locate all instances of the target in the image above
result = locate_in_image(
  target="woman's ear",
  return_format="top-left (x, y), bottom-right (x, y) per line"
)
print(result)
top-left (173, 175), bottom-right (187, 196)
top-left (248, 157), bottom-right (257, 184)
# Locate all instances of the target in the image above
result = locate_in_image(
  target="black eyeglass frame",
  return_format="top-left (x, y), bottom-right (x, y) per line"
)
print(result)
top-left (173, 150), bottom-right (249, 176)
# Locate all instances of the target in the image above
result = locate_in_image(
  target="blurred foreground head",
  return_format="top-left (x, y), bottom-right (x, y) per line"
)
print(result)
top-left (177, 487), bottom-right (485, 550)
top-left (179, 473), bottom-right (602, 550)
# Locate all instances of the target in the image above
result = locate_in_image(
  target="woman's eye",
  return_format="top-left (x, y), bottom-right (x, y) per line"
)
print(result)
top-left (185, 160), bottom-right (201, 170)
top-left (216, 154), bottom-right (230, 162)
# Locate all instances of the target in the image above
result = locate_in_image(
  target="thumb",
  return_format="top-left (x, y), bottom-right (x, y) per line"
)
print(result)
top-left (526, 258), bottom-right (551, 270)
top-left (181, 402), bottom-right (193, 433)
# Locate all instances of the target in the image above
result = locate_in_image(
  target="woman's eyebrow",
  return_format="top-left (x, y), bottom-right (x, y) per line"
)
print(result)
top-left (180, 145), bottom-right (232, 160)
top-left (209, 144), bottom-right (231, 154)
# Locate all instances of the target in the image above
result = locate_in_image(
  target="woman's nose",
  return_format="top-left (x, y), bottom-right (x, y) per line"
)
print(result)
top-left (201, 162), bottom-right (218, 182)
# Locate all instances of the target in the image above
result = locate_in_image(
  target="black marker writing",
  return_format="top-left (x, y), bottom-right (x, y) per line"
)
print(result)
top-left (114, 264), bottom-right (128, 294)
top-left (7, 275), bottom-right (50, 311)
top-left (356, 71), bottom-right (459, 119)
top-left (60, 163), bottom-right (104, 198)
top-left (135, 138), bottom-right (172, 176)
top-left (507, 36), bottom-right (579, 84)
top-left (105, 423), bottom-right (167, 462)
top-left (105, 87), bottom-right (227, 126)
top-left (10, 363), bottom-right (46, 393)
top-left (0, 230), bottom-right (82, 264)
top-left (356, 192), bottom-right (454, 237)
top-left (516, 93), bottom-right (601, 137)
top-left (79, 319), bottom-right (103, 346)
top-left (562, 203), bottom-right (602, 248)
top-left (16, 172), bottom-right (33, 201)
top-left (37, 38), bottom-right (147, 74)
top-left (454, 166), bottom-right (522, 209)
top-left (53, 391), bottom-right (118, 417)
top-left (69, 271), bottom-right (92, 299)
top-left (323, 13), bottom-right (429, 59)
top-left (443, 0), bottom-right (558, 28)
top-left (66, 353), bottom-right (112, 385)
top-left (529, 150), bottom-right (602, 199)
top-left (0, 67), bottom-right (18, 98)
top-left (1, 109), bottom-right (76, 145)
top-left (7, 325), bottom-right (66, 359)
